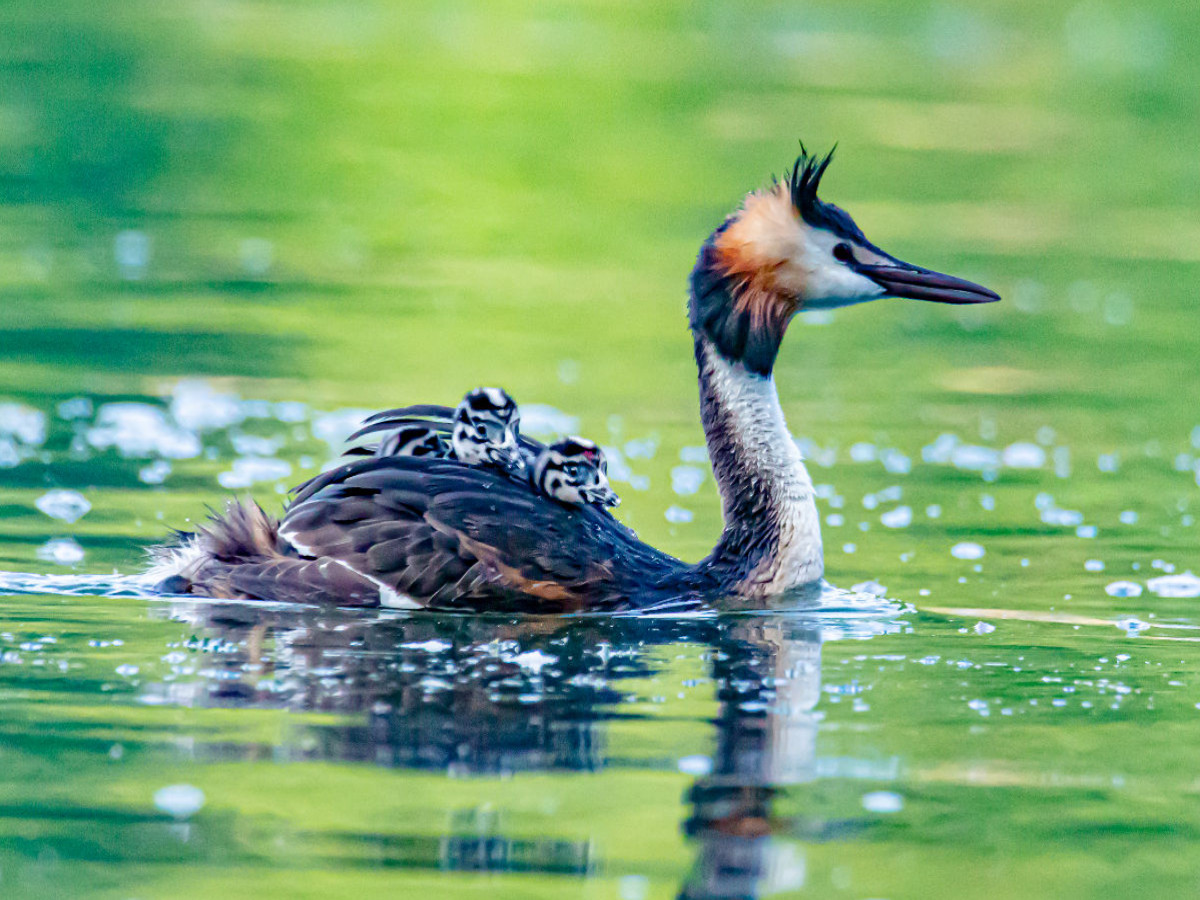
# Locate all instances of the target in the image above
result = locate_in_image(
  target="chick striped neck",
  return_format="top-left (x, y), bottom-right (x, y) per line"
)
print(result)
top-left (693, 331), bottom-right (823, 598)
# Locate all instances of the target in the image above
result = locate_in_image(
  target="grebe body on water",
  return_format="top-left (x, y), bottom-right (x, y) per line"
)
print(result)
top-left (149, 148), bottom-right (999, 612)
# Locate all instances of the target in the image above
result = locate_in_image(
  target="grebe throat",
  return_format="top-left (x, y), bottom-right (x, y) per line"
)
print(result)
top-left (694, 335), bottom-right (823, 597)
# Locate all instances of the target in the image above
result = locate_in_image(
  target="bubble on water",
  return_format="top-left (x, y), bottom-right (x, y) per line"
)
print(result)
top-left (1115, 617), bottom-right (1150, 635)
top-left (1104, 581), bottom-right (1142, 598)
top-left (1119, 510), bottom-right (1138, 525)
top-left (862, 494), bottom-right (879, 510)
top-left (36, 537), bottom-right (85, 566)
top-left (851, 580), bottom-right (888, 597)
top-left (951, 542), bottom-right (985, 560)
top-left (1097, 453), bottom-right (1119, 473)
top-left (826, 513), bottom-right (844, 527)
top-left (115, 664), bottom-right (139, 676)
top-left (861, 790), bottom-right (904, 813)
top-left (513, 650), bottom-right (557, 674)
top-left (881, 448), bottom-right (912, 474)
top-left (670, 466), bottom-right (705, 496)
top-left (880, 506), bottom-right (912, 528)
top-left (1053, 446), bottom-right (1072, 478)
top-left (114, 229), bottom-right (150, 279)
top-left (1041, 507), bottom-right (1084, 527)
top-left (618, 875), bottom-right (650, 900)
top-left (623, 437), bottom-right (658, 460)
top-left (271, 401), bottom-right (308, 424)
top-left (511, 404), bottom-right (576, 438)
top-left (951, 445), bottom-right (1000, 472)
top-left (0, 403), bottom-right (46, 446)
top-left (401, 639), bottom-right (450, 653)
top-left (925, 504), bottom-right (942, 519)
top-left (843, 543), bottom-right (857, 554)
top-left (677, 754), bottom-right (713, 776)
top-left (1084, 560), bottom-right (1105, 572)
top-left (1076, 525), bottom-right (1097, 539)
top-left (87, 403), bottom-right (201, 459)
top-left (1146, 572), bottom-right (1200, 599)
top-left (980, 494), bottom-right (995, 511)
top-left (170, 380), bottom-right (245, 432)
top-left (154, 784), bottom-right (205, 820)
top-left (35, 489), bottom-right (91, 523)
top-left (56, 397), bottom-right (93, 421)
top-left (973, 621), bottom-right (996, 635)
top-left (1002, 442), bottom-right (1045, 469)
top-left (848, 442), bottom-right (877, 463)
top-left (679, 445), bottom-right (708, 463)
top-left (238, 237), bottom-right (274, 276)
top-left (217, 457), bottom-right (292, 489)
top-left (664, 506), bottom-right (693, 524)
top-left (230, 432), bottom-right (282, 457)
top-left (138, 460), bottom-right (172, 485)
top-left (310, 408), bottom-right (374, 447)
top-left (922, 433), bottom-right (959, 464)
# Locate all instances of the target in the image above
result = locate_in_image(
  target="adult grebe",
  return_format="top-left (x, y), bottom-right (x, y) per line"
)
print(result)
top-left (150, 148), bottom-right (999, 611)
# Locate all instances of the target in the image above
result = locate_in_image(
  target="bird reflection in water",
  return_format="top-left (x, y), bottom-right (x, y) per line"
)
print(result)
top-left (150, 602), bottom-right (899, 897)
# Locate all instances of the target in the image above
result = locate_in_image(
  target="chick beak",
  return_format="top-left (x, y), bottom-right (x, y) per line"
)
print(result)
top-left (488, 441), bottom-right (523, 473)
top-left (855, 261), bottom-right (1000, 305)
top-left (583, 484), bottom-right (620, 508)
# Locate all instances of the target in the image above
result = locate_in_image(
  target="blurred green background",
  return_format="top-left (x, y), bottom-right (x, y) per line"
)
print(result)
top-left (0, 1), bottom-right (1198, 898)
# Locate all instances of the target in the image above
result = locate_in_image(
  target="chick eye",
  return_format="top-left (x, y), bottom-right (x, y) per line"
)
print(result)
top-left (832, 242), bottom-right (854, 263)
top-left (475, 424), bottom-right (488, 437)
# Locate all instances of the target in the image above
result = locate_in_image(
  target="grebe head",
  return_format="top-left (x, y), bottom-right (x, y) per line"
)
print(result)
top-left (376, 423), bottom-right (450, 458)
top-left (691, 145), bottom-right (1001, 375)
top-left (451, 387), bottom-right (522, 470)
top-left (534, 437), bottom-right (620, 509)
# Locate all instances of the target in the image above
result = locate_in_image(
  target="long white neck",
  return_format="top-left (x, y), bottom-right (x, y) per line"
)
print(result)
top-left (694, 335), bottom-right (823, 596)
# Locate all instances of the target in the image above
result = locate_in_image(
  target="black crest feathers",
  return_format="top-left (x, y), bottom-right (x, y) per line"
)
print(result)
top-left (788, 143), bottom-right (835, 222)
top-left (785, 143), bottom-right (868, 244)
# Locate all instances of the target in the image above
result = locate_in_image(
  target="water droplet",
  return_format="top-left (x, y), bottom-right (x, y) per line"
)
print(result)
top-left (664, 506), bottom-right (693, 524)
top-left (1002, 442), bottom-right (1045, 469)
top-left (35, 490), bottom-right (91, 523)
top-left (677, 755), bottom-right (713, 776)
top-left (670, 466), bottom-right (705, 496)
top-left (36, 537), bottom-right (84, 566)
top-left (951, 542), bottom-right (985, 560)
top-left (154, 784), bottom-right (205, 819)
top-left (880, 506), bottom-right (912, 528)
top-left (1146, 571), bottom-right (1200, 599)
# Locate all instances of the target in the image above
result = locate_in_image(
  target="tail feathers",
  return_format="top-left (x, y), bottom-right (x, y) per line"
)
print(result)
top-left (195, 500), bottom-right (282, 562)
top-left (146, 500), bottom-right (283, 589)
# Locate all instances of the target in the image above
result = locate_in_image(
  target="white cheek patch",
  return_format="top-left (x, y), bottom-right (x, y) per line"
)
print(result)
top-left (797, 227), bottom-right (886, 309)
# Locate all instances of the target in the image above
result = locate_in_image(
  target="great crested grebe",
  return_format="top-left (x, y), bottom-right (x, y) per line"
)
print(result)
top-left (149, 148), bottom-right (999, 611)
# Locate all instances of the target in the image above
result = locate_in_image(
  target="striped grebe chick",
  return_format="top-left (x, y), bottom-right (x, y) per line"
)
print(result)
top-left (362, 387), bottom-right (522, 473)
top-left (533, 437), bottom-right (619, 509)
top-left (149, 146), bottom-right (999, 611)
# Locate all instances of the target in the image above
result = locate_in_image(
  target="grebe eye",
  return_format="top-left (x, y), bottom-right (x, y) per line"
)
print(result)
top-left (832, 242), bottom-right (854, 264)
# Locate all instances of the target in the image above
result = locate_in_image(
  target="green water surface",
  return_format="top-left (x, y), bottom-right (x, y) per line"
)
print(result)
top-left (0, 1), bottom-right (1198, 897)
